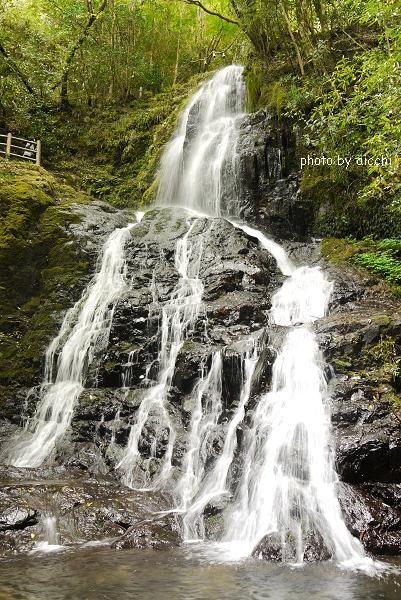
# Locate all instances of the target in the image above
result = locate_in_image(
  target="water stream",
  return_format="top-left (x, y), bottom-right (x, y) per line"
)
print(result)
top-left (6, 216), bottom-right (143, 467)
top-left (0, 547), bottom-right (399, 600)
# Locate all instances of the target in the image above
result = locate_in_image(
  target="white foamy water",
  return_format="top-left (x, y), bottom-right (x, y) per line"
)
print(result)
top-left (157, 65), bottom-right (245, 216)
top-left (6, 216), bottom-right (142, 467)
top-left (181, 340), bottom-right (259, 542)
top-left (31, 516), bottom-right (63, 553)
top-left (271, 266), bottom-right (333, 325)
top-left (117, 218), bottom-right (205, 489)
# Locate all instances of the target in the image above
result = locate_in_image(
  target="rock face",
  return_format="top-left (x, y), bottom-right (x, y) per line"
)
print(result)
top-left (337, 482), bottom-right (401, 555)
top-left (314, 267), bottom-right (401, 555)
top-left (235, 111), bottom-right (313, 239)
top-left (69, 207), bottom-right (278, 470)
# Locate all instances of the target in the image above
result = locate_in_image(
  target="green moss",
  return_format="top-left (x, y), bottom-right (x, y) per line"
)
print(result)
top-left (321, 237), bottom-right (372, 264)
top-left (360, 337), bottom-right (401, 383)
top-left (331, 357), bottom-right (353, 371)
top-left (0, 160), bottom-right (92, 389)
top-left (383, 391), bottom-right (401, 407)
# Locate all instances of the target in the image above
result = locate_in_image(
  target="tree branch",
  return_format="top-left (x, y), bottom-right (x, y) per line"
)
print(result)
top-left (0, 42), bottom-right (36, 95)
top-left (180, 0), bottom-right (239, 26)
top-left (280, 1), bottom-right (305, 77)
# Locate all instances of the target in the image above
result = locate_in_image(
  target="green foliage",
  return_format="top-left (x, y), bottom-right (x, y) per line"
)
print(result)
top-left (354, 249), bottom-right (401, 284)
top-left (42, 72), bottom-right (208, 207)
top-left (237, 1), bottom-right (401, 240)
top-left (0, 0), bottom-right (240, 126)
top-left (322, 236), bottom-right (401, 290)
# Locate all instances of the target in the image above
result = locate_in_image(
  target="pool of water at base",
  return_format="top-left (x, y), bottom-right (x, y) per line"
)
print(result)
top-left (0, 545), bottom-right (400, 600)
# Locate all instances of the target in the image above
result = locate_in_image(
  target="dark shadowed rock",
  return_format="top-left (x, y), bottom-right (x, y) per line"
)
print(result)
top-left (338, 482), bottom-right (401, 554)
top-left (111, 514), bottom-right (180, 550)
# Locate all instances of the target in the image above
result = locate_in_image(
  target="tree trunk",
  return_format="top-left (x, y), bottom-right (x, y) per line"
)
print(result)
top-left (280, 1), bottom-right (305, 77)
top-left (58, 0), bottom-right (108, 108)
top-left (173, 5), bottom-right (184, 85)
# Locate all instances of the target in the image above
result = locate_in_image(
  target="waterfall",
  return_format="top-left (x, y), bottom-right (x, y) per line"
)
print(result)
top-left (2, 64), bottom-right (371, 568)
top-left (117, 218), bottom-right (205, 489)
top-left (154, 65), bottom-right (369, 567)
top-left (157, 65), bottom-right (245, 216)
top-left (32, 516), bottom-right (63, 553)
top-left (5, 217), bottom-right (142, 468)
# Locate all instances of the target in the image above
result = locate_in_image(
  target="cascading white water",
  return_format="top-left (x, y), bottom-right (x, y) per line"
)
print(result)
top-left (221, 253), bottom-right (367, 566)
top-left (6, 217), bottom-right (142, 468)
top-left (174, 352), bottom-right (223, 535)
top-left (230, 222), bottom-right (295, 276)
top-left (117, 218), bottom-right (205, 489)
top-left (157, 65), bottom-right (245, 216)
top-left (32, 516), bottom-right (63, 553)
top-left (154, 65), bottom-right (371, 568)
top-left (180, 340), bottom-right (259, 541)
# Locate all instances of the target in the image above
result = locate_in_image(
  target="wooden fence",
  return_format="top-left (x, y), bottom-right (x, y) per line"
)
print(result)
top-left (0, 133), bottom-right (41, 165)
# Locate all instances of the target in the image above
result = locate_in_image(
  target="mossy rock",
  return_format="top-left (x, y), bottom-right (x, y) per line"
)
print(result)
top-left (0, 160), bottom-right (91, 389)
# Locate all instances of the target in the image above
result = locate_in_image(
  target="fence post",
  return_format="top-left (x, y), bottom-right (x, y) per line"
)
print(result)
top-left (5, 133), bottom-right (11, 160)
top-left (36, 139), bottom-right (41, 166)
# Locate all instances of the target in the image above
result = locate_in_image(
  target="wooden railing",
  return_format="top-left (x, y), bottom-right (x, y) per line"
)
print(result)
top-left (0, 133), bottom-right (41, 165)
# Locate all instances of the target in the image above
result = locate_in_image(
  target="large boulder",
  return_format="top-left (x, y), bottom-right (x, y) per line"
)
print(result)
top-left (67, 207), bottom-right (279, 474)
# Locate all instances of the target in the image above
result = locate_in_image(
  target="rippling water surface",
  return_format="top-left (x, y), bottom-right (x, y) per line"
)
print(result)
top-left (0, 547), bottom-right (400, 600)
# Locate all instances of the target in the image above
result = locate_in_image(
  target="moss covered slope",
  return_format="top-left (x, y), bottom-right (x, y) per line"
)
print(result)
top-left (0, 159), bottom-right (91, 395)
top-left (38, 73), bottom-right (209, 208)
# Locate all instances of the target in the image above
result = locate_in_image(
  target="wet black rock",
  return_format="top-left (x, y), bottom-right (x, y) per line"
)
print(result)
top-left (235, 111), bottom-right (313, 239)
top-left (66, 207), bottom-right (279, 473)
top-left (0, 466), bottom-right (174, 557)
top-left (338, 482), bottom-right (401, 554)
top-left (111, 514), bottom-right (181, 550)
top-left (92, 207), bottom-right (278, 394)
top-left (332, 382), bottom-right (401, 485)
top-left (252, 531), bottom-right (331, 562)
